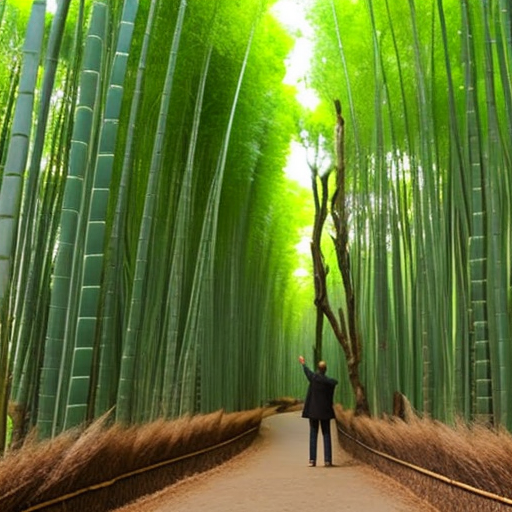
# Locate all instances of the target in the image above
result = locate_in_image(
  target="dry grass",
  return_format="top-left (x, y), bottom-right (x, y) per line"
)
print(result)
top-left (0, 408), bottom-right (262, 512)
top-left (335, 405), bottom-right (512, 511)
top-left (265, 396), bottom-right (303, 413)
top-left (7, 402), bottom-right (511, 511)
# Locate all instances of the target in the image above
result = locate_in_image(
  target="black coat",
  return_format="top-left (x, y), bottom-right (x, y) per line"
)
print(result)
top-left (301, 365), bottom-right (338, 420)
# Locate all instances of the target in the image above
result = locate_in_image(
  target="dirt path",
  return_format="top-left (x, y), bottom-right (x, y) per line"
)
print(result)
top-left (115, 411), bottom-right (437, 512)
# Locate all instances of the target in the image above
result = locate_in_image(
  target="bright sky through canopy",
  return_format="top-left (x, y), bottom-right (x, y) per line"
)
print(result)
top-left (271, 0), bottom-right (319, 110)
top-left (45, 0), bottom-right (313, 188)
top-left (271, 0), bottom-right (317, 276)
top-left (271, 0), bottom-right (318, 189)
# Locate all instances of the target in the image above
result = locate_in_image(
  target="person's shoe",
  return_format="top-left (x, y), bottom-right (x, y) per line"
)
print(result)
top-left (324, 461), bottom-right (332, 467)
top-left (308, 460), bottom-right (316, 467)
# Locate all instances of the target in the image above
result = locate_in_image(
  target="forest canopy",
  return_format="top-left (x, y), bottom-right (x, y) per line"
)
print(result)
top-left (0, 0), bottom-right (511, 449)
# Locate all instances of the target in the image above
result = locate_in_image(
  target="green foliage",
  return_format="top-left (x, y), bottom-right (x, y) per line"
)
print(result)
top-left (305, 0), bottom-right (512, 426)
top-left (3, 0), bottom-right (511, 442)
top-left (0, 0), bottom-right (308, 440)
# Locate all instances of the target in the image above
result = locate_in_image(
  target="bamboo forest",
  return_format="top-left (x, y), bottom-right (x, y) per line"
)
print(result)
top-left (0, 0), bottom-right (511, 453)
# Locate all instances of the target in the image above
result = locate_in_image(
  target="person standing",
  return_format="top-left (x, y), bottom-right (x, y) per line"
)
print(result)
top-left (298, 355), bottom-right (338, 467)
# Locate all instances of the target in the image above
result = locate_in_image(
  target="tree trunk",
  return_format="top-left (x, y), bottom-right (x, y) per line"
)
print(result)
top-left (332, 99), bottom-right (370, 416)
top-left (307, 100), bottom-right (370, 416)
top-left (310, 167), bottom-right (330, 365)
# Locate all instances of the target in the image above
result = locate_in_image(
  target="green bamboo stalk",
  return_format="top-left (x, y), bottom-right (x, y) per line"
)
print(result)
top-left (10, 51), bottom-right (82, 441)
top-left (14, 0), bottom-right (72, 309)
top-left (63, 0), bottom-right (139, 430)
top-left (330, 0), bottom-right (360, 158)
top-left (382, 0), bottom-right (418, 408)
top-left (406, 0), bottom-right (450, 418)
top-left (367, 0), bottom-right (396, 413)
top-left (0, 0), bottom-right (46, 324)
top-left (116, 0), bottom-right (188, 424)
top-left (0, 61), bottom-right (21, 181)
top-left (481, 0), bottom-right (511, 428)
top-left (436, 0), bottom-right (471, 421)
top-left (461, 0), bottom-right (492, 423)
top-left (94, 0), bottom-right (160, 419)
top-left (7, 0), bottom-right (73, 441)
top-left (161, 45), bottom-right (212, 417)
top-left (0, 0), bottom-right (46, 449)
top-left (494, 6), bottom-right (512, 171)
top-left (173, 17), bottom-right (258, 417)
top-left (38, 0), bottom-right (108, 438)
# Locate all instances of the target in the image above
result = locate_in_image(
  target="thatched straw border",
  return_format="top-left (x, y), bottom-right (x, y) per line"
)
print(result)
top-left (0, 408), bottom-right (263, 512)
top-left (335, 406), bottom-right (512, 512)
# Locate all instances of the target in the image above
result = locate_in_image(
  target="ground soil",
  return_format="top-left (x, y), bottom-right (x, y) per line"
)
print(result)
top-left (114, 411), bottom-right (438, 512)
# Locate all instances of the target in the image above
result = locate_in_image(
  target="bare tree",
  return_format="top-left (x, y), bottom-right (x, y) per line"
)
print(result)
top-left (309, 100), bottom-right (370, 416)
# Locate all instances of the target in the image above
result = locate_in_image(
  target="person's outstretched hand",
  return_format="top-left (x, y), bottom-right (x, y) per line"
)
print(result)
top-left (299, 356), bottom-right (305, 365)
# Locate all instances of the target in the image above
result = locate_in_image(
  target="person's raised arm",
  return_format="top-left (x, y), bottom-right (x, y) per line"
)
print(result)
top-left (299, 356), bottom-right (314, 381)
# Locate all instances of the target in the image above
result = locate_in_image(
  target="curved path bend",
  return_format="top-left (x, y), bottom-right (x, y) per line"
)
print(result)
top-left (115, 411), bottom-right (437, 512)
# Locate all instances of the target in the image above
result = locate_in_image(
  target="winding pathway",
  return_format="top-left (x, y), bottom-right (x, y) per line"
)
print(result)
top-left (115, 411), bottom-right (437, 511)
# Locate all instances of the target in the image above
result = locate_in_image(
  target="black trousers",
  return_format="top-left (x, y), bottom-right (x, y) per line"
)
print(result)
top-left (309, 418), bottom-right (332, 463)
